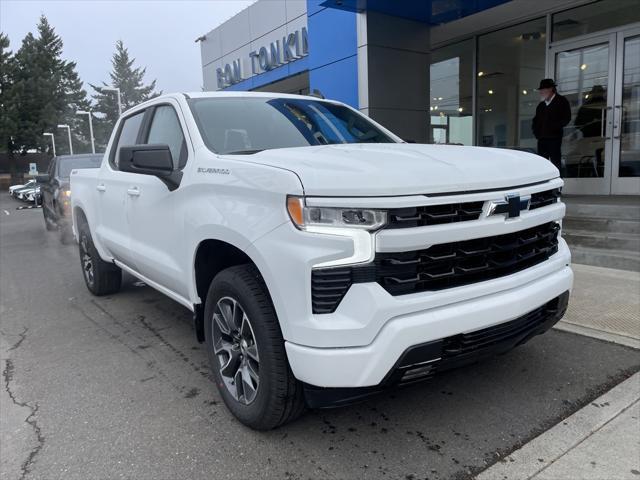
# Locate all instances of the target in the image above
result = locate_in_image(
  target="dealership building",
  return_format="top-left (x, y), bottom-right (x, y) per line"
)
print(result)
top-left (199, 0), bottom-right (639, 197)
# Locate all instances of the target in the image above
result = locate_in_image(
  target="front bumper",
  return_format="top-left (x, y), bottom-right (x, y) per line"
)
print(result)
top-left (244, 187), bottom-right (572, 393)
top-left (284, 263), bottom-right (573, 389)
top-left (303, 290), bottom-right (570, 408)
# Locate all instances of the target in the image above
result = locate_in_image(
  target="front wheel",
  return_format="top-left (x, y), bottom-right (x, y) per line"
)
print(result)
top-left (78, 222), bottom-right (122, 295)
top-left (204, 264), bottom-right (304, 430)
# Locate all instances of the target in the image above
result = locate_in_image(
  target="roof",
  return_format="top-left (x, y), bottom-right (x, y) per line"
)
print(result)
top-left (55, 153), bottom-right (104, 160)
top-left (122, 91), bottom-right (337, 116)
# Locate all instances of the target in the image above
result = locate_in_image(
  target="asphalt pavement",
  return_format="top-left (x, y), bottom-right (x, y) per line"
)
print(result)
top-left (1, 194), bottom-right (639, 480)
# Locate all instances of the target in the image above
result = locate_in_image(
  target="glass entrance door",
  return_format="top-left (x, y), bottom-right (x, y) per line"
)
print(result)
top-left (612, 29), bottom-right (640, 194)
top-left (550, 26), bottom-right (640, 195)
top-left (551, 36), bottom-right (615, 194)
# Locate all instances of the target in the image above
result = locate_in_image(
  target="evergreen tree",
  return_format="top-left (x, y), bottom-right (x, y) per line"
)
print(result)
top-left (91, 40), bottom-right (160, 148)
top-left (6, 16), bottom-right (90, 156)
top-left (0, 32), bottom-right (16, 154)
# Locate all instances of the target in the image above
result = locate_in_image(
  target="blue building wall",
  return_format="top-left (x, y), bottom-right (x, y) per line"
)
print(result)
top-left (306, 0), bottom-right (358, 107)
top-left (221, 0), bottom-right (360, 109)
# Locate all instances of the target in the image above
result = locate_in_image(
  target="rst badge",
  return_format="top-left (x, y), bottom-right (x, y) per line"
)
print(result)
top-left (487, 194), bottom-right (530, 219)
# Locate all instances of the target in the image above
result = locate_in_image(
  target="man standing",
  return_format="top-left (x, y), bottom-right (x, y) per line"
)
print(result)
top-left (532, 78), bottom-right (572, 173)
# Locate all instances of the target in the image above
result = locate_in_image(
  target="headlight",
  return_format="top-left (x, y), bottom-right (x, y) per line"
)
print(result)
top-left (63, 190), bottom-right (71, 197)
top-left (287, 196), bottom-right (387, 231)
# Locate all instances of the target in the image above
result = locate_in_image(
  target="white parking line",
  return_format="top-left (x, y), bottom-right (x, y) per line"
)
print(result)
top-left (3, 210), bottom-right (9, 216)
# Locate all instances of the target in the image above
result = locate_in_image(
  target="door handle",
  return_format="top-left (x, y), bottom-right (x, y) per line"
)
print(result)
top-left (127, 187), bottom-right (140, 197)
top-left (96, 184), bottom-right (106, 192)
top-left (613, 105), bottom-right (622, 139)
top-left (603, 106), bottom-right (612, 140)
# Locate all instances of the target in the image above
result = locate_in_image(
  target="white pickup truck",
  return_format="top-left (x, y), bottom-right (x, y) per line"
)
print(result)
top-left (71, 92), bottom-right (572, 429)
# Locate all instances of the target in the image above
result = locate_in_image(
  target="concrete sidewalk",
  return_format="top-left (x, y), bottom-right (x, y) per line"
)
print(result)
top-left (477, 373), bottom-right (640, 480)
top-left (556, 263), bottom-right (640, 348)
top-left (478, 263), bottom-right (640, 480)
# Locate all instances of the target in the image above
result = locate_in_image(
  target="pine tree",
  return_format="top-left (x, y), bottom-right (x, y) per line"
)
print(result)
top-left (6, 16), bottom-right (90, 155)
top-left (91, 40), bottom-right (160, 148)
top-left (0, 32), bottom-right (16, 154)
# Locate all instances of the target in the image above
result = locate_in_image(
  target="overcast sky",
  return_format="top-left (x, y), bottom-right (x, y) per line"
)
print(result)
top-left (0, 0), bottom-right (255, 94)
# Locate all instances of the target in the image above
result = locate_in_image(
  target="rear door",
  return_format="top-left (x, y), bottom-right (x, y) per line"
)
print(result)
top-left (125, 100), bottom-right (191, 297)
top-left (94, 110), bottom-right (146, 267)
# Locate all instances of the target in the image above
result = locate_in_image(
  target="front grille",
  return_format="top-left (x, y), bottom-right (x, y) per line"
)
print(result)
top-left (375, 221), bottom-right (560, 295)
top-left (530, 188), bottom-right (560, 210)
top-left (311, 222), bottom-right (560, 313)
top-left (385, 187), bottom-right (559, 230)
top-left (386, 201), bottom-right (484, 229)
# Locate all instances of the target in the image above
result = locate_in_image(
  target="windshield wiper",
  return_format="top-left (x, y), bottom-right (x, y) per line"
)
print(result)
top-left (224, 149), bottom-right (264, 155)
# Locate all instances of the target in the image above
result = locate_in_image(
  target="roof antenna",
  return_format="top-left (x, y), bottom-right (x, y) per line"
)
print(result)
top-left (310, 89), bottom-right (325, 99)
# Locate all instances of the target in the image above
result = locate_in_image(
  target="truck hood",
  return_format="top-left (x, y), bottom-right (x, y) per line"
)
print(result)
top-left (233, 144), bottom-right (558, 196)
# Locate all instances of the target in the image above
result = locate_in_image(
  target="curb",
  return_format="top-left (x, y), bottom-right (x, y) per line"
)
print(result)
top-left (476, 372), bottom-right (640, 480)
top-left (554, 321), bottom-right (640, 350)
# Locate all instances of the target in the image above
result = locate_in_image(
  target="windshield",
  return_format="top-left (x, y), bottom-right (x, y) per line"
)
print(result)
top-left (188, 97), bottom-right (397, 154)
top-left (58, 155), bottom-right (103, 178)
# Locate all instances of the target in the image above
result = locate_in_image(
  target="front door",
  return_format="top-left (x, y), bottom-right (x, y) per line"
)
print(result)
top-left (126, 102), bottom-right (191, 298)
top-left (94, 110), bottom-right (145, 266)
top-left (550, 25), bottom-right (640, 195)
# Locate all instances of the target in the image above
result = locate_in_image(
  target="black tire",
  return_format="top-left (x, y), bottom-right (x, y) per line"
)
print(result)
top-left (204, 264), bottom-right (305, 430)
top-left (77, 221), bottom-right (122, 295)
top-left (58, 218), bottom-right (74, 245)
top-left (43, 207), bottom-right (56, 231)
top-left (60, 226), bottom-right (74, 245)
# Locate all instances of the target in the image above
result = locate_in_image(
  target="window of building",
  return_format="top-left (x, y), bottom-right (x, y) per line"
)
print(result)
top-left (147, 106), bottom-right (187, 168)
top-left (476, 17), bottom-right (546, 151)
top-left (111, 111), bottom-right (144, 168)
top-left (553, 0), bottom-right (640, 42)
top-left (429, 39), bottom-right (473, 145)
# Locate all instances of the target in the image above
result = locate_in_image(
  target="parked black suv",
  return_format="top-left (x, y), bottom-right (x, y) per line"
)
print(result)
top-left (37, 154), bottom-right (102, 243)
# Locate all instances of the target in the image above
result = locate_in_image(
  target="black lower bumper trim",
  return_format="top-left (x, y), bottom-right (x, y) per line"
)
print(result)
top-left (303, 291), bottom-right (570, 408)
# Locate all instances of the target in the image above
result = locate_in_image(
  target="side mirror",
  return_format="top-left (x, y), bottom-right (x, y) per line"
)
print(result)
top-left (118, 144), bottom-right (182, 190)
top-left (35, 174), bottom-right (50, 183)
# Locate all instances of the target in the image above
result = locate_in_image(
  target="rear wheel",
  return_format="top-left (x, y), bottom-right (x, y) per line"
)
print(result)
top-left (43, 207), bottom-right (56, 231)
top-left (78, 221), bottom-right (122, 295)
top-left (204, 264), bottom-right (305, 430)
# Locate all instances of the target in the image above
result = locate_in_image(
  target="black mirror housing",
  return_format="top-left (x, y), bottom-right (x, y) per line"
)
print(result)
top-left (35, 174), bottom-right (50, 183)
top-left (119, 144), bottom-right (182, 190)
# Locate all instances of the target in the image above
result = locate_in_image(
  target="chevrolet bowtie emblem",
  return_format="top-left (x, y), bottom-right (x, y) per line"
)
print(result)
top-left (487, 194), bottom-right (530, 219)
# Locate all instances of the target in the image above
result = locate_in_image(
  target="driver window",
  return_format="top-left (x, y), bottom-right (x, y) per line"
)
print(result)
top-left (111, 112), bottom-right (144, 169)
top-left (146, 106), bottom-right (187, 169)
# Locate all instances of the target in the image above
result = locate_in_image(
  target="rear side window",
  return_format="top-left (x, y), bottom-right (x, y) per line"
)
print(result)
top-left (111, 112), bottom-right (144, 168)
top-left (58, 156), bottom-right (103, 178)
top-left (146, 106), bottom-right (187, 169)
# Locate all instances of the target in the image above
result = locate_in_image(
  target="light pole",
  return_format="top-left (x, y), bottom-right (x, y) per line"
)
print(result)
top-left (102, 86), bottom-right (122, 117)
top-left (43, 133), bottom-right (56, 156)
top-left (57, 124), bottom-right (73, 155)
top-left (76, 110), bottom-right (95, 153)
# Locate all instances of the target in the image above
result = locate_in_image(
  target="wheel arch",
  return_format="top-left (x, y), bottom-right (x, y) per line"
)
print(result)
top-left (191, 238), bottom-right (277, 343)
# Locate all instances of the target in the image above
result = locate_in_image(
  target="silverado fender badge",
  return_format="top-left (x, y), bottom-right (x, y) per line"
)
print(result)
top-left (197, 167), bottom-right (230, 175)
top-left (486, 194), bottom-right (530, 219)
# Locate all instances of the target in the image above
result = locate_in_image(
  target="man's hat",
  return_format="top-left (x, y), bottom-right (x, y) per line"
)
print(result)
top-left (537, 78), bottom-right (556, 90)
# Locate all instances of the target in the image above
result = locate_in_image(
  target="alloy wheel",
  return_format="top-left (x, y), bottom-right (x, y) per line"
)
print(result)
top-left (212, 296), bottom-right (260, 404)
top-left (80, 235), bottom-right (94, 287)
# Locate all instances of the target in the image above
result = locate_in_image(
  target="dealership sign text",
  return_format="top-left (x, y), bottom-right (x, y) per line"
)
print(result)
top-left (216, 27), bottom-right (308, 89)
